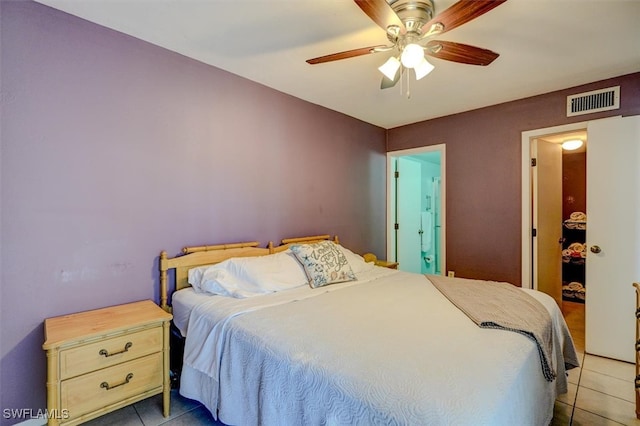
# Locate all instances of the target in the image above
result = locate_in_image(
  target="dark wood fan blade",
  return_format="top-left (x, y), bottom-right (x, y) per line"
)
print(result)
top-left (423, 0), bottom-right (507, 35)
top-left (425, 40), bottom-right (499, 66)
top-left (381, 68), bottom-right (402, 89)
top-left (354, 0), bottom-right (406, 33)
top-left (306, 45), bottom-right (386, 64)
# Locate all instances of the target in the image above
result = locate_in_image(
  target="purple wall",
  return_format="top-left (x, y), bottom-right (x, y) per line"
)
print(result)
top-left (388, 72), bottom-right (640, 286)
top-left (0, 1), bottom-right (386, 421)
top-left (562, 152), bottom-right (586, 221)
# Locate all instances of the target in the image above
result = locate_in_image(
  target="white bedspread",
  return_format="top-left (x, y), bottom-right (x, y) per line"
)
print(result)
top-left (174, 269), bottom-right (577, 426)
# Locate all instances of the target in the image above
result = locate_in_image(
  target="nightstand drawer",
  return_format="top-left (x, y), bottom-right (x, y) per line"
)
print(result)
top-left (60, 327), bottom-right (162, 379)
top-left (61, 352), bottom-right (163, 420)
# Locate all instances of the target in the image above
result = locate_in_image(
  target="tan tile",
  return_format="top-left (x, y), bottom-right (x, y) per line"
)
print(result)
top-left (583, 354), bottom-right (635, 382)
top-left (557, 382), bottom-right (578, 405)
top-left (134, 389), bottom-right (202, 425)
top-left (82, 405), bottom-right (143, 426)
top-left (580, 369), bottom-right (635, 403)
top-left (575, 386), bottom-right (640, 425)
top-left (550, 401), bottom-right (572, 426)
top-left (159, 406), bottom-right (218, 425)
top-left (571, 407), bottom-right (627, 426)
top-left (568, 364), bottom-right (582, 385)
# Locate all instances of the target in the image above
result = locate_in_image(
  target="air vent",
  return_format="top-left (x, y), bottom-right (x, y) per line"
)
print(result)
top-left (567, 86), bottom-right (620, 117)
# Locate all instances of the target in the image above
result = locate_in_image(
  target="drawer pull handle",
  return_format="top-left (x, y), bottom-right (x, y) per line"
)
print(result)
top-left (636, 375), bottom-right (640, 389)
top-left (100, 373), bottom-right (133, 391)
top-left (99, 342), bottom-right (132, 357)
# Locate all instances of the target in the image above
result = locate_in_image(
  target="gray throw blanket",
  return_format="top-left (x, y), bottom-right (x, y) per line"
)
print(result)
top-left (428, 274), bottom-right (556, 382)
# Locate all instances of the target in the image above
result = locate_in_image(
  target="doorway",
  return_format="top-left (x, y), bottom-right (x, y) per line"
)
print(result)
top-left (521, 121), bottom-right (591, 291)
top-left (522, 116), bottom-right (640, 363)
top-left (530, 130), bottom-right (587, 306)
top-left (387, 145), bottom-right (446, 275)
top-left (523, 124), bottom-right (589, 357)
top-left (530, 131), bottom-right (588, 349)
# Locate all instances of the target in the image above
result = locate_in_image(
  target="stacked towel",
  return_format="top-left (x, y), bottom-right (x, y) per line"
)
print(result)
top-left (562, 242), bottom-right (586, 264)
top-left (570, 212), bottom-right (586, 221)
top-left (564, 212), bottom-right (586, 230)
top-left (562, 281), bottom-right (586, 300)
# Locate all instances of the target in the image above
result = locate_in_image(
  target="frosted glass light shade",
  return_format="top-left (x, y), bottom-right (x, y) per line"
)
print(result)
top-left (401, 43), bottom-right (424, 68)
top-left (414, 58), bottom-right (434, 80)
top-left (378, 56), bottom-right (401, 80)
top-left (562, 139), bottom-right (583, 150)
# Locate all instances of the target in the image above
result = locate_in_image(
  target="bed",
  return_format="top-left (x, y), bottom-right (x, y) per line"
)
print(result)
top-left (159, 235), bottom-right (579, 426)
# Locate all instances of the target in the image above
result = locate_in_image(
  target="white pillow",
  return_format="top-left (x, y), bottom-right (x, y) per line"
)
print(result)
top-left (225, 250), bottom-right (308, 292)
top-left (187, 250), bottom-right (308, 297)
top-left (188, 260), bottom-right (268, 298)
top-left (336, 244), bottom-right (376, 274)
top-left (199, 266), bottom-right (270, 298)
top-left (188, 265), bottom-right (210, 290)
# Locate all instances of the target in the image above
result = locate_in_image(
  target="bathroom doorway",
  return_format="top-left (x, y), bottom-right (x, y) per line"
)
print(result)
top-left (387, 145), bottom-right (446, 275)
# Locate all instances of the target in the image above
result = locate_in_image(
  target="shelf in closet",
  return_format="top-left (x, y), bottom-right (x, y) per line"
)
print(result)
top-left (562, 219), bottom-right (586, 303)
top-left (563, 220), bottom-right (587, 230)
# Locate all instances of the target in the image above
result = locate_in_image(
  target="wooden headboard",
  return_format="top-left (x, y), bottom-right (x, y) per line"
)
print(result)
top-left (273, 234), bottom-right (339, 253)
top-left (159, 235), bottom-right (338, 312)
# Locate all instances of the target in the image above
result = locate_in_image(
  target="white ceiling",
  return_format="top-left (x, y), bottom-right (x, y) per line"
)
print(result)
top-left (35, 0), bottom-right (640, 129)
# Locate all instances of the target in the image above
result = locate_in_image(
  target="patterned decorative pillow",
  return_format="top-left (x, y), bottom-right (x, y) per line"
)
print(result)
top-left (290, 241), bottom-right (356, 288)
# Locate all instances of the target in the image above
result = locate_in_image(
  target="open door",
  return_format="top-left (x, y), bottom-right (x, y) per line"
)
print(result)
top-left (586, 115), bottom-right (640, 362)
top-left (396, 157), bottom-right (422, 273)
top-left (532, 138), bottom-right (563, 305)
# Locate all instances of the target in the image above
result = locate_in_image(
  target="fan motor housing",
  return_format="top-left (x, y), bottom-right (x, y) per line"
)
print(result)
top-left (388, 0), bottom-right (435, 33)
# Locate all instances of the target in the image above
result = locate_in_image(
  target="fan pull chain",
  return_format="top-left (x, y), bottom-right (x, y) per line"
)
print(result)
top-left (397, 67), bottom-right (411, 99)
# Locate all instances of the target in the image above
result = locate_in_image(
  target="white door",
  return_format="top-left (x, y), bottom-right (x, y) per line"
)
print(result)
top-left (532, 139), bottom-right (563, 306)
top-left (586, 115), bottom-right (640, 363)
top-left (397, 158), bottom-right (422, 273)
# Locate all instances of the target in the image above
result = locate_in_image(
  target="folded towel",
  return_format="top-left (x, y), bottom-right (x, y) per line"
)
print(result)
top-left (569, 211), bottom-right (586, 222)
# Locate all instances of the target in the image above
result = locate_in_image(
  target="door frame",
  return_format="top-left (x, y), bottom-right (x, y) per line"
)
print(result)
top-left (520, 117), bottom-right (619, 290)
top-left (387, 144), bottom-right (446, 274)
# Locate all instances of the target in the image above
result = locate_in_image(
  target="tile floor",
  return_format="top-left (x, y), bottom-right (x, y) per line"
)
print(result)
top-left (82, 388), bottom-right (222, 426)
top-left (86, 301), bottom-right (638, 425)
top-left (552, 301), bottom-right (639, 426)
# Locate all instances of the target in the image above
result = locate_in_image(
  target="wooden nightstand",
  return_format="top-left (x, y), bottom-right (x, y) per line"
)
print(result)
top-left (374, 259), bottom-right (399, 269)
top-left (362, 253), bottom-right (399, 269)
top-left (42, 300), bottom-right (172, 425)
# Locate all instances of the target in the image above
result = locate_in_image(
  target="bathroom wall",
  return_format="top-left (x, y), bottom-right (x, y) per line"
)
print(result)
top-left (419, 160), bottom-right (441, 274)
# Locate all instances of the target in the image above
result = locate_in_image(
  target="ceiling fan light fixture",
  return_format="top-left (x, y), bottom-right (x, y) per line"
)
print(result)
top-left (414, 57), bottom-right (434, 80)
top-left (378, 56), bottom-right (401, 80)
top-left (400, 43), bottom-right (424, 69)
top-left (562, 139), bottom-right (584, 151)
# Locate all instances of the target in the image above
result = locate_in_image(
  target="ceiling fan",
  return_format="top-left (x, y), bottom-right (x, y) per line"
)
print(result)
top-left (306, 0), bottom-right (508, 89)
